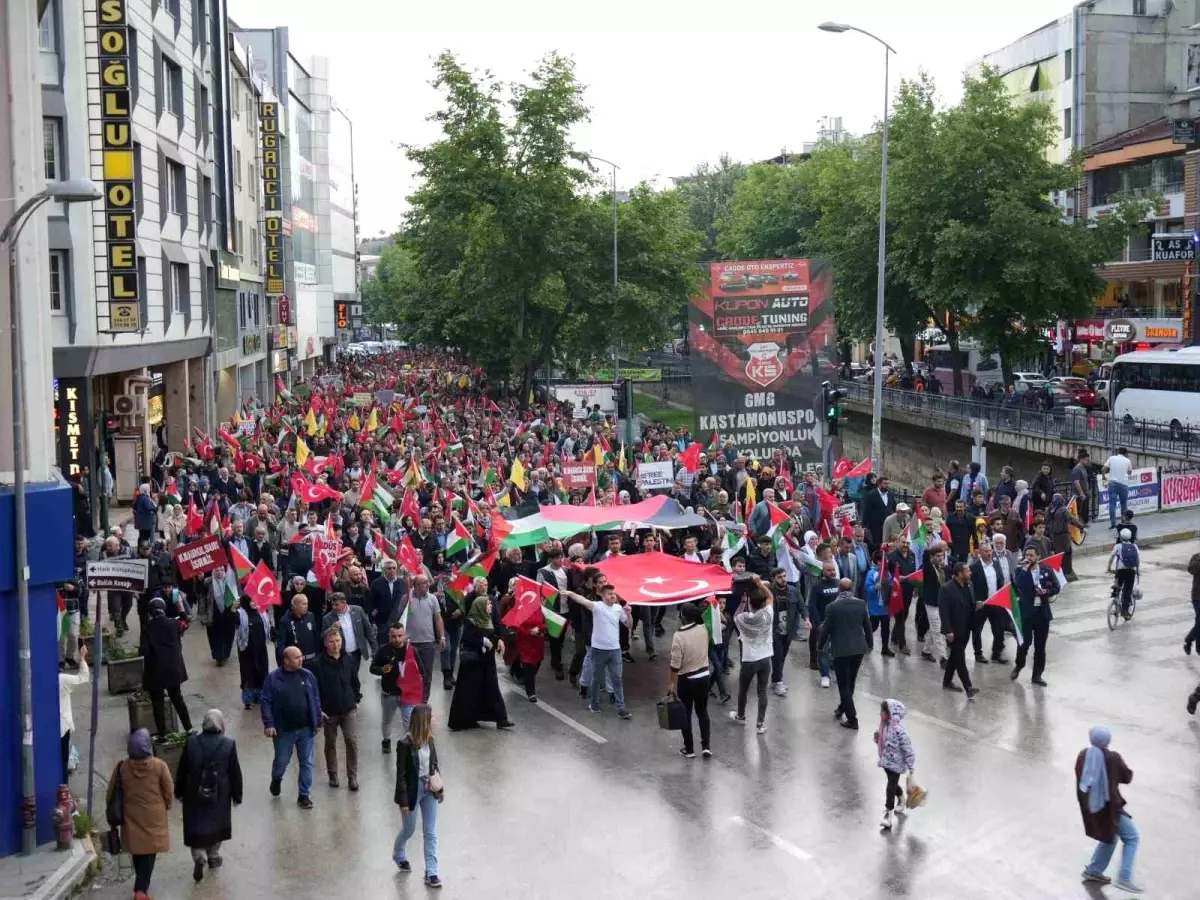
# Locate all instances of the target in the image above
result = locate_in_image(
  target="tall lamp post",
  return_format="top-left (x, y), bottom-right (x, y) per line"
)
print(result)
top-left (1, 179), bottom-right (102, 854)
top-left (818, 21), bottom-right (895, 473)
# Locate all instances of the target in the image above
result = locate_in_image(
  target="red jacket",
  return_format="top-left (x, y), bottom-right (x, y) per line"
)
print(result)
top-left (515, 617), bottom-right (546, 665)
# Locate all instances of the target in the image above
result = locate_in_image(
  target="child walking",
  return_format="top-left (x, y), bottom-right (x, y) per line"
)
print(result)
top-left (874, 698), bottom-right (916, 830)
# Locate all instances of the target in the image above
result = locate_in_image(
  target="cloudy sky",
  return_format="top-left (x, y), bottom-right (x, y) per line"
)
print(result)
top-left (230, 0), bottom-right (1064, 236)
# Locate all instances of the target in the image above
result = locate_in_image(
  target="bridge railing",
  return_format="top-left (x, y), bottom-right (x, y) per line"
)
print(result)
top-left (837, 379), bottom-right (1200, 460)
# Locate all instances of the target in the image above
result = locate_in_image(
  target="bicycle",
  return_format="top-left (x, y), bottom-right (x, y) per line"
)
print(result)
top-left (1106, 575), bottom-right (1139, 631)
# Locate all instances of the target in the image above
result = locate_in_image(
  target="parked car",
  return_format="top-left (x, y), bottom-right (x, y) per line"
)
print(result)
top-left (1012, 371), bottom-right (1048, 387)
top-left (719, 272), bottom-right (748, 291)
top-left (1093, 379), bottom-right (1111, 411)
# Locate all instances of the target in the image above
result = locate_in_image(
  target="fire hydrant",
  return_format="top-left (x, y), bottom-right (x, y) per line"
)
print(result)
top-left (51, 785), bottom-right (76, 850)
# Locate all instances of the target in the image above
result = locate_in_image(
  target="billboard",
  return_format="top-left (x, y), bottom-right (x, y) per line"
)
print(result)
top-left (689, 259), bottom-right (835, 468)
top-left (1098, 469), bottom-right (1160, 515)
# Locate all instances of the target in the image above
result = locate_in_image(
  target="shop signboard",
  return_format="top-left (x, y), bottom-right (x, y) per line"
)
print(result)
top-left (1098, 468), bottom-right (1160, 515)
top-left (1161, 470), bottom-right (1200, 510)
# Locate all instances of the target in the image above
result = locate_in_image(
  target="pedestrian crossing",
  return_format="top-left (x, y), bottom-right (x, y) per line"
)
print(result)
top-left (1049, 583), bottom-right (1193, 640)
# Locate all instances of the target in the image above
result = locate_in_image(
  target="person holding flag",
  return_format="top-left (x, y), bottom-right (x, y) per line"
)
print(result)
top-left (199, 565), bottom-right (240, 667)
top-left (665, 601), bottom-right (713, 758)
top-left (447, 595), bottom-right (514, 731)
top-left (235, 594), bottom-right (273, 709)
top-left (1010, 545), bottom-right (1060, 686)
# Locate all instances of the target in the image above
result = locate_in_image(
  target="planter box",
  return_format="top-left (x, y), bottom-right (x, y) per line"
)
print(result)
top-left (152, 739), bottom-right (185, 774)
top-left (106, 658), bottom-right (143, 695)
top-left (127, 695), bottom-right (176, 734)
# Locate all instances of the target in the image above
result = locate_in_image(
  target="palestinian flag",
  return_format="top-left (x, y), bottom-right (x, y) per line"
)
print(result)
top-left (706, 432), bottom-right (721, 451)
top-left (445, 570), bottom-right (473, 607)
top-left (228, 544), bottom-right (253, 583)
top-left (463, 551), bottom-right (497, 580)
top-left (363, 482), bottom-right (395, 525)
top-left (721, 530), bottom-right (746, 570)
top-left (542, 604), bottom-right (567, 639)
top-left (164, 477), bottom-right (182, 505)
top-left (1042, 552), bottom-right (1070, 590)
top-left (764, 501), bottom-right (790, 545)
top-left (56, 592), bottom-right (72, 643)
top-left (445, 515), bottom-right (473, 557)
top-left (702, 594), bottom-right (722, 645)
top-left (275, 375), bottom-right (294, 403)
top-left (220, 569), bottom-right (240, 609)
top-left (983, 583), bottom-right (1024, 646)
top-left (481, 465), bottom-right (499, 486)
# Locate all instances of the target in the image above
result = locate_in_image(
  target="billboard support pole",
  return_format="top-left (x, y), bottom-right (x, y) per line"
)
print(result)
top-left (870, 41), bottom-right (892, 474)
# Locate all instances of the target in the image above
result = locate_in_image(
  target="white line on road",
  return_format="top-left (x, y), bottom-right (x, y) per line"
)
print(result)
top-left (501, 684), bottom-right (607, 744)
top-left (730, 815), bottom-right (813, 861)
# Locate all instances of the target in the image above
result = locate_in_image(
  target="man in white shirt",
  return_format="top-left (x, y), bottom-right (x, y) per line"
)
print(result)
top-left (536, 548), bottom-right (571, 680)
top-left (563, 584), bottom-right (632, 719)
top-left (680, 534), bottom-right (712, 563)
top-left (1102, 447), bottom-right (1133, 530)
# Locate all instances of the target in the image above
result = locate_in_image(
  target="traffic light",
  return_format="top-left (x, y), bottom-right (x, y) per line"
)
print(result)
top-left (822, 381), bottom-right (844, 437)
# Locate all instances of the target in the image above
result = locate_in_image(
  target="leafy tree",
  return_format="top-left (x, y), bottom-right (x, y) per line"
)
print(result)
top-left (393, 52), bottom-right (701, 401)
top-left (675, 154), bottom-right (746, 261)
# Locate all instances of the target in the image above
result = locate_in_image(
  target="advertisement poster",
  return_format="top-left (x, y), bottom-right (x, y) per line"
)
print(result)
top-left (1098, 468), bottom-right (1160, 515)
top-left (1161, 470), bottom-right (1200, 510)
top-left (552, 384), bottom-right (616, 416)
top-left (689, 259), bottom-right (835, 468)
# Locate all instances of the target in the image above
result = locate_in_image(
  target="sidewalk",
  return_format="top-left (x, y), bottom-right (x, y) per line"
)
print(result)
top-left (1075, 504), bottom-right (1198, 557)
top-left (0, 841), bottom-right (93, 900)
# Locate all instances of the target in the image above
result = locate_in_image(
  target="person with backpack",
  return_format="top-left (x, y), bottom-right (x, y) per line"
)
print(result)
top-left (1106, 529), bottom-right (1139, 620)
top-left (174, 709), bottom-right (243, 883)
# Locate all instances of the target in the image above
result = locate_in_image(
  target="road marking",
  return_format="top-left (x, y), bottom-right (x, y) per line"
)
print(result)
top-left (730, 815), bottom-right (813, 861)
top-left (860, 692), bottom-right (977, 738)
top-left (501, 684), bottom-right (607, 744)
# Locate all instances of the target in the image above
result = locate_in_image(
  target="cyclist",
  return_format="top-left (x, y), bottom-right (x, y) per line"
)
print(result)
top-left (1106, 528), bottom-right (1139, 620)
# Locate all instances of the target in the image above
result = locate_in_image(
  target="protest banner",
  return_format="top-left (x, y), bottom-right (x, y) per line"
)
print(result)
top-left (174, 535), bottom-right (228, 579)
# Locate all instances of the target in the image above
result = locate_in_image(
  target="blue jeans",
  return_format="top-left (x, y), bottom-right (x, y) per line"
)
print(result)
top-left (393, 780), bottom-right (439, 876)
top-left (271, 727), bottom-right (315, 798)
top-left (1086, 813), bottom-right (1138, 884)
top-left (587, 648), bottom-right (625, 711)
top-left (1108, 482), bottom-right (1129, 528)
top-left (241, 688), bottom-right (261, 707)
top-left (579, 646), bottom-right (614, 693)
top-left (786, 584), bottom-right (805, 641)
top-left (708, 646), bottom-right (729, 699)
top-left (441, 619), bottom-right (462, 674)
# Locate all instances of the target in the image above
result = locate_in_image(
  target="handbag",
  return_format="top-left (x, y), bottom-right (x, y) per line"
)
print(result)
top-left (105, 761), bottom-right (125, 828)
top-left (656, 695), bottom-right (687, 731)
top-left (427, 770), bottom-right (444, 794)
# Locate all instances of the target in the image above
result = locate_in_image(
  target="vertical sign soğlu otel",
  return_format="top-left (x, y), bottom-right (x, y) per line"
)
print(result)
top-left (97, 0), bottom-right (139, 331)
top-left (260, 101), bottom-right (286, 298)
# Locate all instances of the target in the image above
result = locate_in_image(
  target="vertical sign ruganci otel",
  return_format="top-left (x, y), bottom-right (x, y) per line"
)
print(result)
top-left (97, 0), bottom-right (139, 331)
top-left (260, 100), bottom-right (287, 303)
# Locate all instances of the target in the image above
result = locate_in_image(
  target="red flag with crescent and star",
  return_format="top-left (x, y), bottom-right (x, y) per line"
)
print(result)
top-left (243, 561), bottom-right (281, 611)
top-left (593, 551), bottom-right (732, 605)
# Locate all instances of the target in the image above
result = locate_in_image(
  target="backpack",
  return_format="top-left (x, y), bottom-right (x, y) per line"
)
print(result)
top-left (1118, 542), bottom-right (1139, 569)
top-left (194, 740), bottom-right (225, 804)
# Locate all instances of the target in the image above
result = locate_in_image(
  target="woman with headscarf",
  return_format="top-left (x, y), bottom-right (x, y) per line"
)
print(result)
top-left (199, 565), bottom-right (238, 667)
top-left (140, 596), bottom-right (193, 736)
top-left (874, 699), bottom-right (915, 831)
top-left (174, 709), bottom-right (244, 884)
top-left (164, 502), bottom-right (189, 551)
top-left (1077, 726), bottom-right (1140, 891)
top-left (107, 729), bottom-right (172, 900)
top-left (1047, 493), bottom-right (1084, 581)
top-left (1013, 479), bottom-right (1032, 531)
top-left (236, 594), bottom-right (274, 709)
top-left (447, 595), bottom-right (514, 731)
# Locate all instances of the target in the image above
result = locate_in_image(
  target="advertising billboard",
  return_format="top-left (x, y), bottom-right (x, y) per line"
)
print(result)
top-left (689, 259), bottom-right (835, 468)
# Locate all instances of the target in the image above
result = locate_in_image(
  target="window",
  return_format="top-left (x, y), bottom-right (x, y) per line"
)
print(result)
top-left (201, 174), bottom-right (212, 233)
top-left (199, 86), bottom-right (210, 145)
top-left (248, 162), bottom-right (256, 188)
top-left (1132, 0), bottom-right (1146, 13)
top-left (232, 80), bottom-right (240, 120)
top-left (234, 148), bottom-right (242, 188)
top-left (245, 91), bottom-right (253, 121)
top-left (238, 291), bottom-right (246, 329)
top-left (161, 57), bottom-right (183, 117)
top-left (236, 218), bottom-right (244, 255)
top-left (132, 142), bottom-right (144, 221)
top-left (166, 160), bottom-right (185, 215)
top-left (48, 252), bottom-right (65, 312)
top-left (164, 0), bottom-right (180, 19)
top-left (39, 4), bottom-right (56, 51)
top-left (250, 227), bottom-right (258, 266)
top-left (43, 119), bottom-right (62, 180)
top-left (171, 262), bottom-right (189, 314)
top-left (1064, 48), bottom-right (1073, 81)
top-left (1063, 107), bottom-right (1072, 141)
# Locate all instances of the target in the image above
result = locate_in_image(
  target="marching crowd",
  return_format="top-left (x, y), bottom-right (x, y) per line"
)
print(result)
top-left (58, 348), bottom-right (1192, 897)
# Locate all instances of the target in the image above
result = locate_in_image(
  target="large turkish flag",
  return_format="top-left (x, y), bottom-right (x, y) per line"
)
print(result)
top-left (594, 551), bottom-right (732, 605)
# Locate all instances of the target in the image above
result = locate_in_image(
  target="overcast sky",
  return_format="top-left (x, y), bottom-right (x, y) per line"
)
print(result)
top-left (230, 0), bottom-right (1063, 237)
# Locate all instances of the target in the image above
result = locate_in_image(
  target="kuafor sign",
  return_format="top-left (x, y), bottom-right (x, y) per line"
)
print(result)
top-left (561, 463), bottom-right (597, 489)
top-left (1161, 470), bottom-right (1200, 510)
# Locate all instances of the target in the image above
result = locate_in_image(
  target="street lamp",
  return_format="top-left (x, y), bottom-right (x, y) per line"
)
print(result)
top-left (586, 155), bottom-right (620, 381)
top-left (1, 178), bottom-right (101, 855)
top-left (818, 21), bottom-right (895, 474)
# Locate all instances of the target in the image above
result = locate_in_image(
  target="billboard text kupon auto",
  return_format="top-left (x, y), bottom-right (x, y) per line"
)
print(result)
top-left (689, 258), bottom-right (834, 470)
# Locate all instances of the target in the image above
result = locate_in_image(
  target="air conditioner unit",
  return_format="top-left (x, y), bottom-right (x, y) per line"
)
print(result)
top-left (113, 394), bottom-right (146, 416)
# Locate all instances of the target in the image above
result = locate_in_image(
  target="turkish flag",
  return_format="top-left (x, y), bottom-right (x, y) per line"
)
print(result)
top-left (312, 537), bottom-right (340, 590)
top-left (888, 565), bottom-right (905, 616)
top-left (488, 509), bottom-right (513, 551)
top-left (678, 442), bottom-right (702, 473)
top-left (291, 472), bottom-right (343, 505)
top-left (594, 551), bottom-right (732, 605)
top-left (501, 576), bottom-right (547, 629)
top-left (186, 499), bottom-right (204, 535)
top-left (397, 535), bottom-right (424, 577)
top-left (244, 561), bottom-right (281, 611)
top-left (400, 488), bottom-right (420, 523)
top-left (832, 457), bottom-right (853, 480)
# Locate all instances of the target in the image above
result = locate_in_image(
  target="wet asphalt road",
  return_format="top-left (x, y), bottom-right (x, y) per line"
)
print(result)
top-left (73, 539), bottom-right (1200, 900)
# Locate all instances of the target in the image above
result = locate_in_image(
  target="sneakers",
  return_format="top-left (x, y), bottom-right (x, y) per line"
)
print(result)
top-left (755, 721), bottom-right (767, 735)
top-left (381, 738), bottom-right (392, 754)
top-left (1188, 694), bottom-right (1198, 716)
top-left (622, 651), bottom-right (636, 664)
top-left (729, 711), bottom-right (746, 725)
top-left (966, 688), bottom-right (979, 701)
top-left (617, 709), bottom-right (632, 720)
top-left (921, 651), bottom-right (936, 662)
top-left (1081, 869), bottom-right (1111, 884)
top-left (269, 778), bottom-right (281, 797)
top-left (648, 651), bottom-right (658, 661)
top-left (588, 705), bottom-right (602, 713)
top-left (881, 649), bottom-right (896, 658)
top-left (880, 809), bottom-right (893, 830)
top-left (297, 795), bottom-right (313, 810)
top-left (772, 682), bottom-right (788, 696)
top-left (974, 655), bottom-right (989, 664)
top-left (701, 748), bottom-right (712, 758)
top-left (1113, 880), bottom-right (1143, 894)
top-left (840, 719), bottom-right (859, 730)
top-left (943, 684), bottom-right (964, 693)
top-left (527, 694), bottom-right (538, 703)
top-left (395, 860), bottom-right (411, 872)
top-left (819, 676), bottom-right (830, 688)
top-left (424, 874), bottom-right (443, 889)
top-left (679, 748), bottom-right (696, 759)
top-left (1031, 676), bottom-right (1048, 687)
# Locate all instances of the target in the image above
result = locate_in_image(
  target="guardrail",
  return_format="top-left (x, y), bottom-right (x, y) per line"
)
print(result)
top-left (837, 379), bottom-right (1200, 459)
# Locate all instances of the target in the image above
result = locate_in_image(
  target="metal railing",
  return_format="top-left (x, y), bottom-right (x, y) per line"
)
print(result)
top-left (1092, 306), bottom-right (1182, 319)
top-left (837, 379), bottom-right (1200, 459)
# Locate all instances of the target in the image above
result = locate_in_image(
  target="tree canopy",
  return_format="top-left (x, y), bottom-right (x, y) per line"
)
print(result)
top-left (364, 52), bottom-right (702, 397)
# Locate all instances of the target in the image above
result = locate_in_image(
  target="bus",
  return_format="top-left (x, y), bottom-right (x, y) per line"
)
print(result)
top-left (922, 342), bottom-right (1004, 390)
top-left (1111, 346), bottom-right (1200, 438)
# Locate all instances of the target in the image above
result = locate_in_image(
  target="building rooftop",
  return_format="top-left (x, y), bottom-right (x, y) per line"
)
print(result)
top-left (1087, 117), bottom-right (1172, 155)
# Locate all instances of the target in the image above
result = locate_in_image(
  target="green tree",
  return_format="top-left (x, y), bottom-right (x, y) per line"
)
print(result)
top-left (395, 52), bottom-right (701, 401)
top-left (675, 154), bottom-right (746, 261)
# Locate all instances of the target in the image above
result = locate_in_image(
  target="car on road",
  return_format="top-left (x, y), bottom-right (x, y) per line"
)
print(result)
top-left (1049, 376), bottom-right (1099, 409)
top-left (1012, 371), bottom-right (1048, 387)
top-left (719, 272), bottom-right (748, 291)
top-left (1093, 378), bottom-right (1111, 410)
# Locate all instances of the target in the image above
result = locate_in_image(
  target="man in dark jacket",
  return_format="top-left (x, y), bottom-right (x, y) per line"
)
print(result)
top-left (861, 477), bottom-right (897, 548)
top-left (969, 543), bottom-right (1009, 663)
top-left (806, 561), bottom-right (841, 684)
top-left (248, 524), bottom-right (276, 574)
top-left (136, 539), bottom-right (174, 629)
top-left (745, 535), bottom-right (777, 581)
top-left (311, 627), bottom-right (360, 790)
top-left (818, 578), bottom-right (873, 729)
top-left (261, 646), bottom-right (321, 809)
top-left (368, 559), bottom-right (407, 638)
top-left (946, 499), bottom-right (975, 563)
top-left (140, 597), bottom-right (194, 735)
top-left (1011, 545), bottom-right (1059, 686)
top-left (885, 536), bottom-right (917, 654)
top-left (276, 592), bottom-right (320, 668)
top-left (938, 562), bottom-right (978, 698)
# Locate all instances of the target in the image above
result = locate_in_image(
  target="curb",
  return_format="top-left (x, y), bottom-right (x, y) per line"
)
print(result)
top-left (1075, 527), bottom-right (1197, 558)
top-left (11, 841), bottom-right (95, 900)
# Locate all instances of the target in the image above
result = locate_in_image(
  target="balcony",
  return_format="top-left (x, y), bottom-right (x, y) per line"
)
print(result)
top-left (1092, 305), bottom-right (1183, 319)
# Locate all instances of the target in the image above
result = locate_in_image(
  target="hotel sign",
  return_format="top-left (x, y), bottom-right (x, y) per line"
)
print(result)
top-left (260, 100), bottom-right (286, 297)
top-left (97, 0), bottom-right (139, 332)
